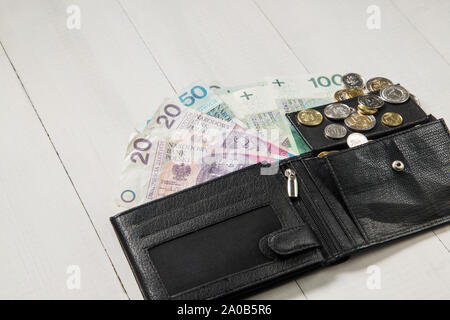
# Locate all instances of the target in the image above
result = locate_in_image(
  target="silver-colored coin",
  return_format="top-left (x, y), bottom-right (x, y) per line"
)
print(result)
top-left (358, 95), bottom-right (384, 109)
top-left (324, 124), bottom-right (348, 139)
top-left (324, 103), bottom-right (352, 120)
top-left (347, 133), bottom-right (368, 148)
top-left (410, 93), bottom-right (421, 106)
top-left (380, 84), bottom-right (410, 104)
top-left (342, 73), bottom-right (365, 89)
top-left (344, 113), bottom-right (377, 131)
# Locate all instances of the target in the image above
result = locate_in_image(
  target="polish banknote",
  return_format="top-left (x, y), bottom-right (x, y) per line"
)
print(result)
top-left (175, 82), bottom-right (246, 127)
top-left (265, 74), bottom-right (344, 151)
top-left (136, 82), bottom-right (245, 133)
top-left (117, 73), bottom-right (344, 208)
top-left (117, 100), bottom-right (291, 208)
top-left (211, 84), bottom-right (300, 154)
top-left (117, 136), bottom-right (279, 208)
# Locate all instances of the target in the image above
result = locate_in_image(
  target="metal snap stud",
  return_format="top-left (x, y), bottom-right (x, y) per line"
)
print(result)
top-left (392, 160), bottom-right (405, 172)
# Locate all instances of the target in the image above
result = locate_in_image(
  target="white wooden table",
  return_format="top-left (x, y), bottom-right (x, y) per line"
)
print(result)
top-left (0, 0), bottom-right (449, 300)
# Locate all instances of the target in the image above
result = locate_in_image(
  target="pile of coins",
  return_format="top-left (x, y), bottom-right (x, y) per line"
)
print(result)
top-left (296, 73), bottom-right (411, 149)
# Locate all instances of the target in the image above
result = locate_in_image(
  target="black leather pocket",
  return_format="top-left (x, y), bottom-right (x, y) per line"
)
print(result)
top-left (325, 120), bottom-right (450, 243)
top-left (147, 205), bottom-right (281, 296)
top-left (112, 163), bottom-right (324, 300)
top-left (286, 89), bottom-right (428, 152)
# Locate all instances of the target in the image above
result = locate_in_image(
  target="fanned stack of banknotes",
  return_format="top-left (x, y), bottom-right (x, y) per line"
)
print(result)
top-left (116, 73), bottom-right (346, 208)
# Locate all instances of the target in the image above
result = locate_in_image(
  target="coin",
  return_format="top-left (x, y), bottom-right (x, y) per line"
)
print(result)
top-left (357, 105), bottom-right (378, 115)
top-left (344, 113), bottom-right (376, 131)
top-left (381, 112), bottom-right (403, 127)
top-left (410, 93), bottom-right (421, 106)
top-left (324, 103), bottom-right (352, 120)
top-left (317, 150), bottom-right (338, 158)
top-left (334, 89), bottom-right (349, 101)
top-left (380, 84), bottom-right (409, 104)
top-left (342, 73), bottom-right (365, 89)
top-left (347, 133), bottom-right (369, 148)
top-left (324, 124), bottom-right (348, 139)
top-left (346, 88), bottom-right (365, 99)
top-left (334, 88), bottom-right (365, 101)
top-left (366, 77), bottom-right (393, 92)
top-left (358, 95), bottom-right (384, 109)
top-left (296, 109), bottom-right (323, 126)
top-left (317, 151), bottom-right (330, 158)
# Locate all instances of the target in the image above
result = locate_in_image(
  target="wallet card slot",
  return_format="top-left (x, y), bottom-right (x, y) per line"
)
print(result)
top-left (147, 205), bottom-right (281, 296)
top-left (119, 163), bottom-right (263, 228)
top-left (140, 195), bottom-right (271, 247)
top-left (133, 180), bottom-right (262, 237)
top-left (325, 119), bottom-right (450, 243)
top-left (301, 157), bottom-right (366, 249)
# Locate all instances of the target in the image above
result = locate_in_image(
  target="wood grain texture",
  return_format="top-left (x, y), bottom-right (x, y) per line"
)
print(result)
top-left (255, 0), bottom-right (450, 299)
top-left (118, 0), bottom-right (308, 91)
top-left (299, 232), bottom-right (450, 299)
top-left (394, 0), bottom-right (450, 63)
top-left (0, 44), bottom-right (126, 299)
top-left (248, 281), bottom-right (306, 300)
top-left (255, 0), bottom-right (450, 122)
top-left (0, 0), bottom-right (175, 299)
top-left (0, 0), bottom-right (305, 299)
top-left (1, 0), bottom-right (449, 299)
top-left (118, 0), bottom-right (311, 299)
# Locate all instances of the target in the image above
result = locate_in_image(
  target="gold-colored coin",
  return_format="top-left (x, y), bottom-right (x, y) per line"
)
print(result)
top-left (317, 150), bottom-right (338, 158)
top-left (344, 112), bottom-right (376, 131)
top-left (357, 104), bottom-right (378, 115)
top-left (297, 109), bottom-right (323, 126)
top-left (381, 112), bottom-right (403, 127)
top-left (334, 88), bottom-right (365, 101)
top-left (346, 88), bottom-right (365, 98)
top-left (366, 77), bottom-right (393, 92)
top-left (334, 89), bottom-right (348, 101)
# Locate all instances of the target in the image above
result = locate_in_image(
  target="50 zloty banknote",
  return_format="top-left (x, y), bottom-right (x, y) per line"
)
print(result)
top-left (117, 74), bottom-right (344, 208)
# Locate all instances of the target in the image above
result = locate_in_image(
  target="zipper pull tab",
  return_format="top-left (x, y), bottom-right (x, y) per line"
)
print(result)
top-left (284, 169), bottom-right (298, 198)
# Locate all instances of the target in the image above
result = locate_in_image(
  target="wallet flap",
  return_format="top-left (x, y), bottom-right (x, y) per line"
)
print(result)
top-left (325, 119), bottom-right (450, 244)
top-left (266, 225), bottom-right (319, 256)
top-left (286, 90), bottom-right (428, 152)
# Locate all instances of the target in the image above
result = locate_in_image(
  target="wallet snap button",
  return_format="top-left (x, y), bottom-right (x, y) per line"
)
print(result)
top-left (392, 160), bottom-right (405, 172)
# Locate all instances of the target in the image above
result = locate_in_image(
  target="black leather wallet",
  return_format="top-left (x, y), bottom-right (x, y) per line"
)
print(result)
top-left (111, 108), bottom-right (450, 299)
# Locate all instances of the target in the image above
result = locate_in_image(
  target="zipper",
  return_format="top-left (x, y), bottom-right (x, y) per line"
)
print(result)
top-left (284, 168), bottom-right (298, 198)
top-left (283, 167), bottom-right (337, 256)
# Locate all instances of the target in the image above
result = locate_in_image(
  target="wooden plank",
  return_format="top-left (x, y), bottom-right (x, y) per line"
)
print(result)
top-left (0, 0), bottom-right (175, 299)
top-left (299, 232), bottom-right (450, 299)
top-left (255, 0), bottom-right (450, 298)
top-left (117, 0), bottom-right (311, 299)
top-left (248, 281), bottom-right (306, 300)
top-left (0, 45), bottom-right (126, 299)
top-left (394, 0), bottom-right (450, 63)
top-left (255, 0), bottom-right (450, 121)
top-left (2, 0), bottom-right (448, 299)
top-left (118, 0), bottom-right (307, 90)
top-left (0, 0), bottom-right (306, 299)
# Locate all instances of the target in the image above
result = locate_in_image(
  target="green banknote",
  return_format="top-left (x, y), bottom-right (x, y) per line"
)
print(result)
top-left (266, 74), bottom-right (344, 153)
